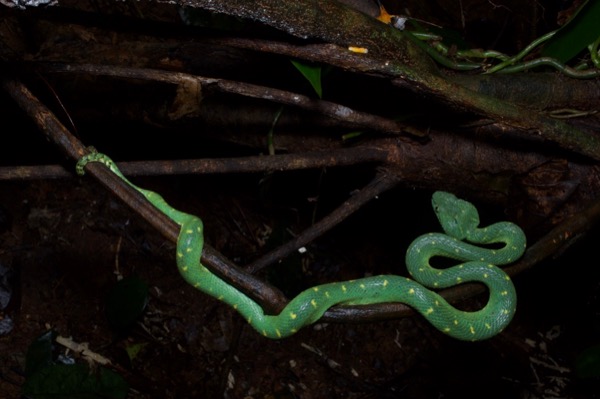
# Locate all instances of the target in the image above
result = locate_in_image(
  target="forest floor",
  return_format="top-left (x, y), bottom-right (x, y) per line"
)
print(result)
top-left (1, 172), bottom-right (599, 399)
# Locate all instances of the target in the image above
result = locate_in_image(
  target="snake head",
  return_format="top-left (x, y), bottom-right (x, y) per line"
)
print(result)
top-left (431, 191), bottom-right (480, 240)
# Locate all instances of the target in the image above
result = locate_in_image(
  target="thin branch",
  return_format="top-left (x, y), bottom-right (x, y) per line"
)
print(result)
top-left (41, 62), bottom-right (420, 138)
top-left (321, 193), bottom-right (600, 323)
top-left (0, 148), bottom-right (389, 181)
top-left (246, 171), bottom-right (400, 273)
top-left (6, 73), bottom-right (599, 327)
top-left (175, 0), bottom-right (600, 160)
top-left (1, 76), bottom-right (288, 311)
top-left (0, 164), bottom-right (69, 180)
top-left (505, 194), bottom-right (600, 277)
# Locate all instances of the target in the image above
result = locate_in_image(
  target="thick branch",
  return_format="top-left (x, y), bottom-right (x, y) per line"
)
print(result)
top-left (175, 0), bottom-right (600, 160)
top-left (1, 76), bottom-right (288, 311)
top-left (177, 0), bottom-right (432, 73)
top-left (42, 62), bottom-right (418, 137)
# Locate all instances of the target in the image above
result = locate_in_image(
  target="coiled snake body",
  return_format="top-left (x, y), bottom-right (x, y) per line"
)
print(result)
top-left (77, 152), bottom-right (526, 340)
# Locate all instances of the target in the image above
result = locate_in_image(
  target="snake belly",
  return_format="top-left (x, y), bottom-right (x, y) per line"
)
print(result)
top-left (77, 152), bottom-right (526, 340)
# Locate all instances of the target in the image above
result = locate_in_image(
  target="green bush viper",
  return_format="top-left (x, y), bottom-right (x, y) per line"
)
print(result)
top-left (77, 151), bottom-right (526, 340)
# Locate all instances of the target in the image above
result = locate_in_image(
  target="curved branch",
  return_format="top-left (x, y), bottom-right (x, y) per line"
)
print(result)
top-left (175, 0), bottom-right (432, 72)
top-left (1, 76), bottom-right (288, 311)
top-left (176, 0), bottom-right (600, 160)
top-left (322, 193), bottom-right (600, 323)
top-left (245, 171), bottom-right (399, 273)
top-left (5, 73), bottom-right (600, 327)
top-left (41, 62), bottom-right (419, 138)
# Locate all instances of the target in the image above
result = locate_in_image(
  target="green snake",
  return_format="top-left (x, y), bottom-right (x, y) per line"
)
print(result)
top-left (77, 151), bottom-right (526, 340)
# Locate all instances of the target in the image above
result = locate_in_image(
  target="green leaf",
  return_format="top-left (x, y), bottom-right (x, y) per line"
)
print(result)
top-left (575, 343), bottom-right (600, 379)
top-left (105, 276), bottom-right (149, 333)
top-left (542, 1), bottom-right (600, 63)
top-left (124, 342), bottom-right (148, 363)
top-left (290, 60), bottom-right (323, 98)
top-left (25, 330), bottom-right (57, 377)
top-left (341, 131), bottom-right (364, 141)
top-left (22, 364), bottom-right (129, 399)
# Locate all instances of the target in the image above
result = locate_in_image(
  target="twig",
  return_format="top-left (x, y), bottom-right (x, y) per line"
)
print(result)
top-left (55, 335), bottom-right (112, 366)
top-left (1, 76), bottom-right (287, 311)
top-left (5, 73), bottom-right (599, 326)
top-left (321, 193), bottom-right (600, 323)
top-left (41, 62), bottom-right (421, 138)
top-left (245, 171), bottom-right (399, 273)
top-left (0, 148), bottom-right (389, 181)
top-left (169, 0), bottom-right (600, 160)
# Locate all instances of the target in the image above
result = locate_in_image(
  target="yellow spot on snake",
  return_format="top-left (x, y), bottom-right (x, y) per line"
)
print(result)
top-left (453, 319), bottom-right (459, 325)
top-left (501, 290), bottom-right (508, 296)
top-left (443, 327), bottom-right (451, 333)
top-left (181, 265), bottom-right (189, 272)
top-left (483, 273), bottom-right (489, 278)
top-left (485, 323), bottom-right (491, 329)
top-left (470, 326), bottom-right (475, 334)
top-left (276, 329), bottom-right (281, 338)
top-left (262, 330), bottom-right (267, 337)
top-left (177, 252), bottom-right (183, 258)
top-left (186, 247), bottom-right (192, 253)
top-left (408, 288), bottom-right (415, 294)
top-left (290, 312), bottom-right (297, 319)
top-left (342, 285), bottom-right (347, 293)
top-left (233, 304), bottom-right (238, 309)
top-left (425, 308), bottom-right (434, 315)
top-left (383, 280), bottom-right (389, 287)
top-left (360, 284), bottom-right (366, 289)
top-left (456, 277), bottom-right (462, 283)
top-left (313, 287), bottom-right (319, 292)
top-left (186, 229), bottom-right (193, 234)
top-left (311, 299), bottom-right (317, 308)
top-left (194, 282), bottom-right (200, 288)
top-left (325, 291), bottom-right (330, 298)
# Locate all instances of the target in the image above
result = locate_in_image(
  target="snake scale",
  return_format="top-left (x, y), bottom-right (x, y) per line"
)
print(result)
top-left (77, 151), bottom-right (526, 340)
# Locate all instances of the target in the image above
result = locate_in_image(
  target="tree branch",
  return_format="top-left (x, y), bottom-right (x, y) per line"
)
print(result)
top-left (175, 0), bottom-right (600, 160)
